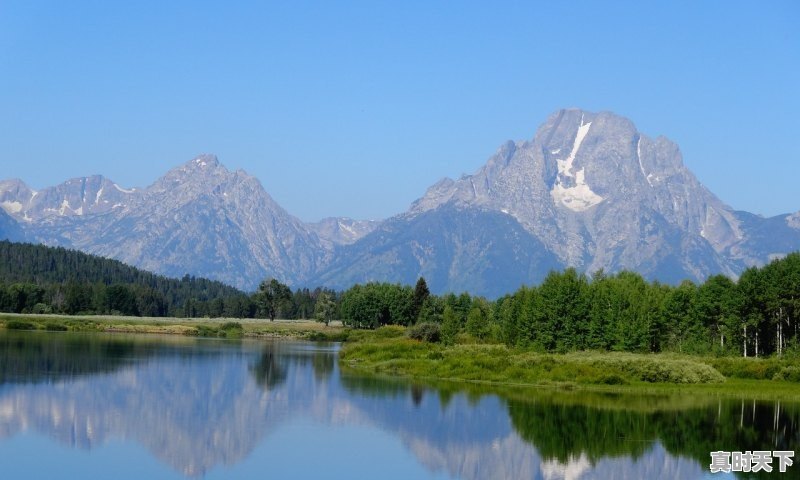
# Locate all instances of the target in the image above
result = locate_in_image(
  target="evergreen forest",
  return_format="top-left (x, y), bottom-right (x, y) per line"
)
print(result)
top-left (2, 240), bottom-right (800, 358)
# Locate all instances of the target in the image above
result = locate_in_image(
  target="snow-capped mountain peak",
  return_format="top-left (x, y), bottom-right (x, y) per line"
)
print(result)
top-left (2, 110), bottom-right (798, 296)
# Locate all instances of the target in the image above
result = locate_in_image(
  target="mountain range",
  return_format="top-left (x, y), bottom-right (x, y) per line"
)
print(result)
top-left (2, 109), bottom-right (799, 297)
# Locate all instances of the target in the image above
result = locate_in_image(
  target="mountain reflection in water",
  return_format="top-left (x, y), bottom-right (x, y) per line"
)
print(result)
top-left (0, 331), bottom-right (796, 479)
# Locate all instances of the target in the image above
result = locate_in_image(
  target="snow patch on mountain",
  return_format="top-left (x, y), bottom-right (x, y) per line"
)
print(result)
top-left (637, 138), bottom-right (653, 187)
top-left (1, 201), bottom-right (22, 214)
top-left (59, 199), bottom-right (71, 215)
top-left (550, 117), bottom-right (603, 211)
top-left (788, 212), bottom-right (800, 229)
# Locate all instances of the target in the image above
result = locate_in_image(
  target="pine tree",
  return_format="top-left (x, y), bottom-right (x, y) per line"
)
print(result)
top-left (411, 277), bottom-right (430, 323)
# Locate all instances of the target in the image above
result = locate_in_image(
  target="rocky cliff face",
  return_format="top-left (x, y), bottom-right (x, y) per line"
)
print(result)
top-left (317, 109), bottom-right (799, 294)
top-left (402, 109), bottom-right (743, 282)
top-left (2, 109), bottom-right (798, 296)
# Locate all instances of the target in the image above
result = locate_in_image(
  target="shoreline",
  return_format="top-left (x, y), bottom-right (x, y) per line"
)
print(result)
top-left (339, 364), bottom-right (800, 402)
top-left (338, 327), bottom-right (800, 402)
top-left (5, 315), bottom-right (800, 401)
top-left (0, 312), bottom-right (349, 341)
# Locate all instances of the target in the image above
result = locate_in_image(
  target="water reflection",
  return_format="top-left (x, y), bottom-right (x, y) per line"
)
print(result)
top-left (0, 331), bottom-right (797, 479)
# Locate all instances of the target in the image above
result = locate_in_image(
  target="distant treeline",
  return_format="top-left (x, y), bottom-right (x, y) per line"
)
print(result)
top-left (0, 241), bottom-right (334, 319)
top-left (3, 240), bottom-right (800, 358)
top-left (337, 254), bottom-right (800, 358)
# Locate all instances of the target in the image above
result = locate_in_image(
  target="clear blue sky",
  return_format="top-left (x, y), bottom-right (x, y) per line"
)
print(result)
top-left (1, 1), bottom-right (798, 221)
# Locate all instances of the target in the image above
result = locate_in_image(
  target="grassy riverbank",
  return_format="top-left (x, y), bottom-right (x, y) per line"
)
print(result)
top-left (339, 326), bottom-right (800, 401)
top-left (0, 312), bottom-right (348, 340)
top-left (5, 314), bottom-right (800, 400)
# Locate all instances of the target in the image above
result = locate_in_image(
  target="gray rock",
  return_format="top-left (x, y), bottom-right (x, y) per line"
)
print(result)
top-left (306, 217), bottom-right (381, 247)
top-left (0, 209), bottom-right (23, 241)
top-left (314, 205), bottom-right (564, 298)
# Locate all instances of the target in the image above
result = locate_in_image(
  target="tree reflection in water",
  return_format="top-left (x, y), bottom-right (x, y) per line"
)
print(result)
top-left (0, 331), bottom-right (797, 480)
top-left (249, 351), bottom-right (287, 389)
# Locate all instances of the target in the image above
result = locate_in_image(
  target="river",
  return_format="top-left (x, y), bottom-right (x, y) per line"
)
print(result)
top-left (0, 331), bottom-right (796, 479)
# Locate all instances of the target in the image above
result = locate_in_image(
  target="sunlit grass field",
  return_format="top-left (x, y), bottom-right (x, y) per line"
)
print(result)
top-left (0, 312), bottom-right (346, 340)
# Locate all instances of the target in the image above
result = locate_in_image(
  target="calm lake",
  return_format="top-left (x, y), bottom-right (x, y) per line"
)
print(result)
top-left (0, 331), bottom-right (796, 479)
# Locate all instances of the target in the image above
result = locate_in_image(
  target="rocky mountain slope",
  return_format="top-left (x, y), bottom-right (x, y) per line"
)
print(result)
top-left (313, 205), bottom-right (563, 298)
top-left (315, 109), bottom-right (800, 294)
top-left (1, 156), bottom-right (360, 290)
top-left (0, 209), bottom-right (22, 241)
top-left (307, 217), bottom-right (381, 247)
top-left (2, 109), bottom-right (798, 296)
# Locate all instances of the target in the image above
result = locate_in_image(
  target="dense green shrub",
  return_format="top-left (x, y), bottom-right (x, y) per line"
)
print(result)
top-left (219, 321), bottom-right (244, 338)
top-left (407, 322), bottom-right (441, 343)
top-left (307, 330), bottom-right (351, 342)
top-left (371, 325), bottom-right (406, 339)
top-left (582, 355), bottom-right (725, 384)
top-left (6, 320), bottom-right (36, 330)
top-left (707, 357), bottom-right (784, 380)
top-left (193, 325), bottom-right (219, 337)
top-left (31, 303), bottom-right (52, 314)
top-left (773, 366), bottom-right (800, 382)
top-left (597, 373), bottom-right (629, 385)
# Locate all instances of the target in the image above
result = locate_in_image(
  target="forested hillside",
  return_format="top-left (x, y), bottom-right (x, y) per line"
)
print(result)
top-left (0, 241), bottom-right (251, 317)
top-left (0, 241), bottom-right (339, 319)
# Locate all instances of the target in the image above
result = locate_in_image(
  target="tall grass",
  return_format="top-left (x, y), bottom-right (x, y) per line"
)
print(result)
top-left (340, 338), bottom-right (726, 385)
top-left (1, 313), bottom-right (349, 340)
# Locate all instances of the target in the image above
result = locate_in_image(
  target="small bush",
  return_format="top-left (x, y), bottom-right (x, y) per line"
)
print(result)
top-left (708, 357), bottom-right (783, 380)
top-left (773, 366), bottom-right (800, 382)
top-left (407, 322), bottom-right (442, 343)
top-left (193, 325), bottom-right (219, 337)
top-left (597, 373), bottom-right (629, 385)
top-left (372, 326), bottom-right (406, 339)
top-left (45, 323), bottom-right (68, 331)
top-left (308, 330), bottom-right (351, 342)
top-left (6, 320), bottom-right (36, 330)
top-left (538, 353), bottom-right (728, 384)
top-left (587, 356), bottom-right (725, 384)
top-left (219, 322), bottom-right (244, 338)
